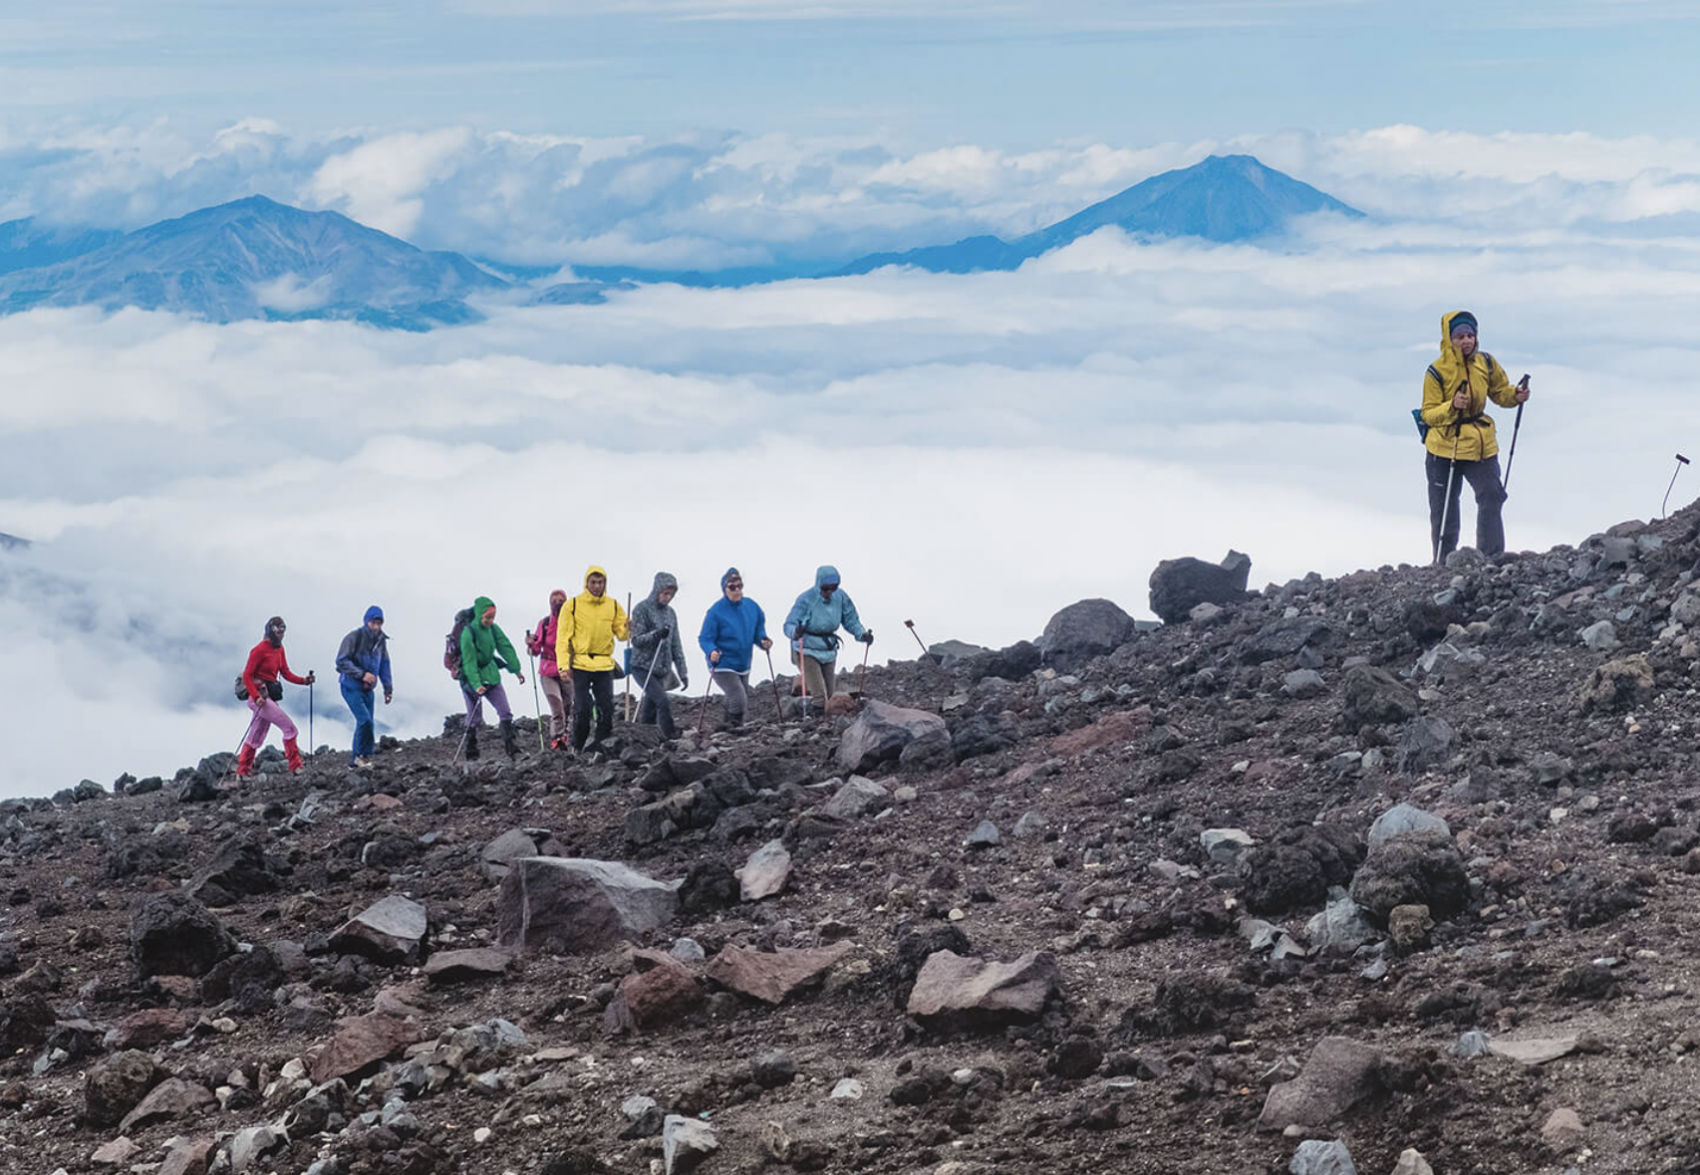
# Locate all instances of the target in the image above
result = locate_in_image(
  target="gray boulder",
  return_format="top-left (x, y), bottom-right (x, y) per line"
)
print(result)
top-left (1368, 803), bottom-right (1450, 848)
top-left (837, 701), bottom-right (948, 774)
top-left (818, 776), bottom-right (889, 821)
top-left (906, 950), bottom-right (1062, 1029)
top-left (1341, 664), bottom-right (1420, 727)
top-left (330, 895), bottom-right (428, 964)
top-left (481, 828), bottom-right (565, 882)
top-left (1349, 834), bottom-right (1469, 922)
top-left (1259, 1036), bottom-right (1382, 1130)
top-left (1290, 1139), bottom-right (1359, 1175)
top-left (1148, 550), bottom-right (1251, 624)
top-left (1038, 598), bottom-right (1136, 671)
top-left (497, 857), bottom-right (678, 954)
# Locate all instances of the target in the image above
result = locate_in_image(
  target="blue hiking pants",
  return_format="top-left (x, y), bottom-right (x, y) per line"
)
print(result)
top-left (341, 678), bottom-right (377, 763)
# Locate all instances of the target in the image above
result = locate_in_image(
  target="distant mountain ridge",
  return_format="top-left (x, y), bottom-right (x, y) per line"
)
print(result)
top-left (0, 197), bottom-right (512, 330)
top-left (833, 154), bottom-right (1362, 276)
top-left (0, 155), bottom-right (1360, 324)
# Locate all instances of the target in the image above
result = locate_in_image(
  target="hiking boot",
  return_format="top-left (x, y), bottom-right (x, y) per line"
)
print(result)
top-left (464, 727), bottom-right (481, 761)
top-left (283, 738), bottom-right (303, 772)
top-left (500, 718), bottom-right (520, 760)
top-left (353, 757), bottom-right (374, 769)
top-left (235, 744), bottom-right (257, 778)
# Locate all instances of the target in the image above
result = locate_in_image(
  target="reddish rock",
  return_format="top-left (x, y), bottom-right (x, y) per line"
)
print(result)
top-left (1258, 1036), bottom-right (1383, 1131)
top-left (422, 947), bottom-right (514, 985)
top-left (308, 1013), bottom-right (423, 1085)
top-left (602, 961), bottom-right (703, 1033)
top-left (157, 1136), bottom-right (216, 1175)
top-left (905, 950), bottom-right (1063, 1028)
top-left (1049, 708), bottom-right (1151, 757)
top-left (497, 857), bottom-right (678, 954)
top-left (706, 943), bottom-right (852, 1005)
top-left (118, 1077), bottom-right (215, 1133)
top-left (107, 1008), bottom-right (190, 1050)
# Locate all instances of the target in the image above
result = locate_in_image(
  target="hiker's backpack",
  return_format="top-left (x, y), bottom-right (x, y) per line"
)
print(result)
top-left (233, 675), bottom-right (250, 702)
top-left (444, 608), bottom-right (475, 679)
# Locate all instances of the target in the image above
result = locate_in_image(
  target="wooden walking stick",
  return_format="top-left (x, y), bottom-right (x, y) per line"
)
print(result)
top-left (694, 666), bottom-right (717, 735)
top-left (763, 647), bottom-right (785, 724)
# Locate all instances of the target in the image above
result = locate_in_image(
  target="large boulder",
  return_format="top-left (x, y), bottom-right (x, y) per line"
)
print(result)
top-left (84, 1049), bottom-right (163, 1127)
top-left (329, 895), bottom-right (428, 964)
top-left (1258, 1036), bottom-right (1383, 1131)
top-left (1578, 654), bottom-right (1656, 714)
top-left (186, 835), bottom-right (282, 906)
top-left (1038, 599), bottom-right (1136, 671)
top-left (497, 857), bottom-right (678, 954)
top-left (1349, 833), bottom-right (1469, 923)
top-left (905, 950), bottom-right (1062, 1030)
top-left (1341, 665), bottom-right (1420, 728)
top-left (129, 894), bottom-right (238, 978)
top-left (1148, 550), bottom-right (1252, 624)
top-left (837, 701), bottom-right (949, 774)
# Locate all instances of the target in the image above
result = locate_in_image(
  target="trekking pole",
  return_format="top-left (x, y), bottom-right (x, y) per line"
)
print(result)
top-left (694, 668), bottom-right (717, 736)
top-left (904, 619), bottom-right (929, 657)
top-left (623, 593), bottom-right (634, 723)
top-left (1661, 454), bottom-right (1692, 519)
top-left (1434, 411), bottom-right (1463, 565)
top-left (638, 635), bottom-right (667, 727)
top-left (858, 637), bottom-right (872, 699)
top-left (528, 652), bottom-right (545, 751)
top-left (223, 704), bottom-right (266, 787)
top-left (763, 647), bottom-right (785, 724)
top-left (1500, 375), bottom-right (1531, 492)
top-left (308, 675), bottom-right (314, 760)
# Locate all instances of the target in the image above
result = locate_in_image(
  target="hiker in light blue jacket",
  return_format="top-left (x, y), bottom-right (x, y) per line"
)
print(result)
top-left (782, 565), bottom-right (871, 710)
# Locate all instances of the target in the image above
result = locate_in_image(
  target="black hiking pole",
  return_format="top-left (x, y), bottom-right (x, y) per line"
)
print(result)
top-left (637, 635), bottom-right (667, 727)
top-left (694, 668), bottom-right (717, 736)
top-left (763, 647), bottom-right (786, 724)
top-left (308, 675), bottom-right (315, 760)
top-left (1434, 424), bottom-right (1463, 566)
top-left (1500, 375), bottom-right (1531, 492)
top-left (858, 636), bottom-right (873, 699)
top-left (903, 619), bottom-right (929, 657)
top-left (1662, 454), bottom-right (1692, 519)
top-left (527, 652), bottom-right (545, 752)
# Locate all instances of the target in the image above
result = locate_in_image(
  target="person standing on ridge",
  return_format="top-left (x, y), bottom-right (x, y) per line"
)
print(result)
top-left (630, 571), bottom-right (690, 739)
top-left (526, 589), bottom-right (571, 750)
top-left (783, 565), bottom-right (871, 713)
top-left (698, 567), bottom-right (772, 732)
top-left (335, 605), bottom-right (392, 768)
top-left (237, 616), bottom-right (315, 777)
top-left (1420, 310), bottom-right (1532, 560)
top-left (556, 565), bottom-right (629, 752)
top-left (459, 595), bottom-right (525, 760)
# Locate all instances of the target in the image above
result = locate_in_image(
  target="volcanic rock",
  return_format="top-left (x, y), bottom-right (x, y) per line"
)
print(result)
top-left (818, 776), bottom-right (889, 821)
top-left (1258, 1036), bottom-right (1382, 1130)
top-left (118, 1077), bottom-right (215, 1133)
top-left (1578, 653), bottom-right (1655, 713)
top-left (663, 1115), bottom-right (719, 1175)
top-left (330, 895), bottom-right (428, 964)
top-left (1349, 833), bottom-right (1469, 922)
top-left (1341, 664), bottom-right (1420, 727)
top-left (497, 857), bottom-right (678, 954)
top-left (603, 960), bottom-right (703, 1033)
top-left (129, 894), bottom-right (237, 978)
top-left (905, 950), bottom-right (1062, 1029)
top-left (707, 942), bottom-right (852, 1005)
top-left (837, 701), bottom-right (949, 773)
top-left (1289, 1139), bottom-right (1359, 1175)
top-left (308, 1013), bottom-right (424, 1084)
top-left (185, 835), bottom-right (281, 906)
top-left (481, 828), bottom-right (566, 881)
top-left (83, 1050), bottom-right (162, 1127)
top-left (1148, 550), bottom-right (1251, 624)
top-left (1039, 598), bottom-right (1136, 670)
top-left (738, 838), bottom-right (792, 901)
top-left (423, 947), bottom-right (514, 985)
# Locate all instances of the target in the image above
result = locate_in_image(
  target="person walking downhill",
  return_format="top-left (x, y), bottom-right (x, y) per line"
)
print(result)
top-left (698, 568), bottom-right (772, 732)
top-left (335, 605), bottom-right (392, 768)
top-left (526, 589), bottom-right (572, 750)
top-left (556, 566), bottom-right (629, 752)
top-left (237, 616), bottom-right (315, 778)
top-left (783, 565), bottom-right (871, 714)
top-left (458, 595), bottom-right (525, 760)
top-left (630, 572), bottom-right (689, 740)
top-left (1420, 310), bottom-right (1532, 561)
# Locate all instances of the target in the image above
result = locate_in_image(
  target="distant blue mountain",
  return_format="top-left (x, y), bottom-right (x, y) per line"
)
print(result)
top-left (0, 218), bottom-right (123, 275)
top-left (0, 196), bottom-right (512, 330)
top-left (834, 154), bottom-right (1361, 276)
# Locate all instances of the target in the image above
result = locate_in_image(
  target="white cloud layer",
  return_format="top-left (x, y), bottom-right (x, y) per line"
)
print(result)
top-left (5, 124), bottom-right (1700, 797)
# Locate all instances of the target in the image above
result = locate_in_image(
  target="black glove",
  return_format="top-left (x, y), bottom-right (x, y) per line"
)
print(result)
top-left (859, 630), bottom-right (875, 644)
top-left (657, 624), bottom-right (671, 638)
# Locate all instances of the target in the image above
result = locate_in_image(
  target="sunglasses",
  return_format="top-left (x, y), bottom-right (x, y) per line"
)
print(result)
top-left (726, 581), bottom-right (744, 589)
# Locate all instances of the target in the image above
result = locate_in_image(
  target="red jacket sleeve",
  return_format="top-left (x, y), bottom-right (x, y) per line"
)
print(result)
top-left (242, 643), bottom-right (266, 701)
top-left (277, 648), bottom-right (309, 686)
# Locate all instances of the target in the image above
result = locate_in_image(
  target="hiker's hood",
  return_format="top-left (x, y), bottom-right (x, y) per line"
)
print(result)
top-left (474, 595), bottom-right (496, 622)
top-left (814, 565), bottom-right (841, 592)
top-left (1433, 309), bottom-right (1480, 388)
top-left (549, 590), bottom-right (568, 616)
top-left (649, 571), bottom-right (678, 603)
top-left (583, 565), bottom-right (607, 591)
top-left (363, 605), bottom-right (384, 625)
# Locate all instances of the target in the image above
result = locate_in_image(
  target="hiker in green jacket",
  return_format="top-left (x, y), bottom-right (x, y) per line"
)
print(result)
top-left (459, 595), bottom-right (525, 760)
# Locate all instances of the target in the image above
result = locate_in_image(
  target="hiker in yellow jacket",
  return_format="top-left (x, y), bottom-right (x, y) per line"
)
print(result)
top-left (555, 565), bottom-right (630, 752)
top-left (1420, 310), bottom-right (1531, 560)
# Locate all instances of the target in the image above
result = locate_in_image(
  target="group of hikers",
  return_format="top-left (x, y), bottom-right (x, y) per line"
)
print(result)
top-left (233, 564), bottom-right (872, 776)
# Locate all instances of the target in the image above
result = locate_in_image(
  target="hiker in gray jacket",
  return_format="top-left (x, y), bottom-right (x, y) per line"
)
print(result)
top-left (630, 571), bottom-right (689, 739)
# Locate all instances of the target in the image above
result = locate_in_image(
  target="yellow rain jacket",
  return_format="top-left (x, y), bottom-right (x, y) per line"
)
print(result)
top-left (556, 565), bottom-right (630, 673)
top-left (1420, 310), bottom-right (1523, 462)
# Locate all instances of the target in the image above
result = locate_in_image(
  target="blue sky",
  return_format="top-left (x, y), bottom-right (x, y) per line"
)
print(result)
top-left (4, 2), bottom-right (1700, 143)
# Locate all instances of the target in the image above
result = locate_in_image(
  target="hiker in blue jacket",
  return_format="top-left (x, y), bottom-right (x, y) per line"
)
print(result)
top-left (783, 565), bottom-right (871, 712)
top-left (698, 567), bottom-right (772, 730)
top-left (335, 605), bottom-right (392, 767)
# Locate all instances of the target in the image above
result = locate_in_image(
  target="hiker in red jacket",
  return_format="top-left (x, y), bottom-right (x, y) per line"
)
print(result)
top-left (526, 589), bottom-right (572, 750)
top-left (237, 616), bottom-right (315, 777)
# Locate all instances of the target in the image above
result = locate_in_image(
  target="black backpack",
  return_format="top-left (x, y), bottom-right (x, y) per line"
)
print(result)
top-left (444, 608), bottom-right (475, 679)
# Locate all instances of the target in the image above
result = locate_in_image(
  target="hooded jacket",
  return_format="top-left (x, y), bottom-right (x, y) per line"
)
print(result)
top-left (459, 595), bottom-right (521, 692)
top-left (699, 584), bottom-right (770, 676)
top-left (527, 592), bottom-right (568, 679)
top-left (335, 606), bottom-right (392, 692)
top-left (630, 572), bottom-right (689, 688)
top-left (1420, 310), bottom-right (1523, 463)
top-left (783, 565), bottom-right (866, 664)
top-left (556, 566), bottom-right (630, 673)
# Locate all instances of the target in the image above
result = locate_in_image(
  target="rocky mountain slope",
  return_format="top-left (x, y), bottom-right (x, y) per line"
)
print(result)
top-left (7, 506), bottom-right (1700, 1175)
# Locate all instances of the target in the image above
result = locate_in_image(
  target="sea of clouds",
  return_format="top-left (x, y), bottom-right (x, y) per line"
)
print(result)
top-left (3, 121), bottom-right (1700, 796)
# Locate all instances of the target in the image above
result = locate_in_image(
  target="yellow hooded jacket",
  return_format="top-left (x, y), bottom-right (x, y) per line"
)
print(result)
top-left (556, 565), bottom-right (630, 673)
top-left (1420, 310), bottom-right (1522, 463)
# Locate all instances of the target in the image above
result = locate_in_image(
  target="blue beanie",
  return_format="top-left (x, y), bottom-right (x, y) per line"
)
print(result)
top-left (721, 567), bottom-right (741, 590)
top-left (1449, 311), bottom-right (1478, 336)
top-left (364, 605), bottom-right (384, 624)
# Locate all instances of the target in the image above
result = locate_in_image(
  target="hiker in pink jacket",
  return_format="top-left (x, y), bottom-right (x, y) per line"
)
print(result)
top-left (526, 589), bottom-right (572, 750)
